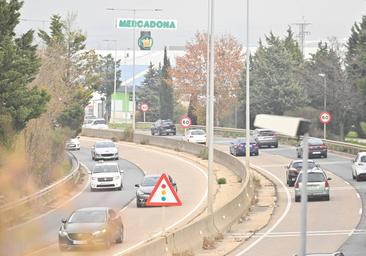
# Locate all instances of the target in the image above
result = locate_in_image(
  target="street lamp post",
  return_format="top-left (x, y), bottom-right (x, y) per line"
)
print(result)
top-left (318, 73), bottom-right (327, 139)
top-left (103, 40), bottom-right (117, 123)
top-left (245, 0), bottom-right (251, 173)
top-left (106, 8), bottom-right (162, 131)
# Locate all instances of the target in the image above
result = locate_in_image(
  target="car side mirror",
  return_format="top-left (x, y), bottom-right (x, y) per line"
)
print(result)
top-left (327, 177), bottom-right (332, 180)
top-left (77, 136), bottom-right (80, 139)
top-left (316, 164), bottom-right (320, 167)
top-left (61, 218), bottom-right (67, 224)
top-left (135, 184), bottom-right (140, 188)
top-left (172, 182), bottom-right (176, 186)
top-left (120, 170), bottom-right (124, 174)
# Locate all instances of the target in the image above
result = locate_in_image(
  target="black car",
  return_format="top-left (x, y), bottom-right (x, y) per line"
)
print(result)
top-left (151, 119), bottom-right (176, 136)
top-left (58, 207), bottom-right (123, 251)
top-left (285, 159), bottom-right (318, 186)
top-left (135, 174), bottom-right (177, 208)
top-left (296, 138), bottom-right (328, 158)
top-left (229, 138), bottom-right (259, 156)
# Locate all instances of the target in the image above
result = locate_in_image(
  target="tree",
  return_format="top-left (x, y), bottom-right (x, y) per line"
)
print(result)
top-left (137, 62), bottom-right (161, 121)
top-left (159, 47), bottom-right (174, 119)
top-left (300, 42), bottom-right (353, 140)
top-left (0, 0), bottom-right (50, 147)
top-left (171, 32), bottom-right (243, 125)
top-left (345, 16), bottom-right (366, 138)
top-left (97, 54), bottom-right (122, 122)
top-left (240, 31), bottom-right (307, 123)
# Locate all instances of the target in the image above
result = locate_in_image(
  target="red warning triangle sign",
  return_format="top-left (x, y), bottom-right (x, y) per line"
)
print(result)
top-left (146, 173), bottom-right (182, 206)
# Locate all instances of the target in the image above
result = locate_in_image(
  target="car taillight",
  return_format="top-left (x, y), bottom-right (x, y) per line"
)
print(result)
top-left (325, 180), bottom-right (329, 188)
top-left (320, 145), bottom-right (327, 149)
top-left (294, 182), bottom-right (299, 188)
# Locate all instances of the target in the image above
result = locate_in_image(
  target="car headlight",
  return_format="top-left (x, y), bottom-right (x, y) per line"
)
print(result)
top-left (92, 177), bottom-right (97, 180)
top-left (114, 175), bottom-right (121, 180)
top-left (137, 190), bottom-right (144, 196)
top-left (59, 230), bottom-right (68, 236)
top-left (93, 229), bottom-right (107, 236)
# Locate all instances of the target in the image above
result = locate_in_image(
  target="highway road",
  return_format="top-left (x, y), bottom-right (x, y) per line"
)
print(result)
top-left (214, 143), bottom-right (364, 256)
top-left (0, 137), bottom-right (208, 256)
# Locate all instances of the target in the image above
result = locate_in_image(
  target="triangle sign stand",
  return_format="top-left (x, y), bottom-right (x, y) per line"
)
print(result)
top-left (146, 173), bottom-right (182, 207)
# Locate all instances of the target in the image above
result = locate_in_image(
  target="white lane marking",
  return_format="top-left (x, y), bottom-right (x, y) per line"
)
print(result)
top-left (229, 229), bottom-right (366, 238)
top-left (235, 164), bottom-right (292, 256)
top-left (8, 162), bottom-right (91, 232)
top-left (356, 192), bottom-right (361, 199)
top-left (360, 208), bottom-right (363, 215)
top-left (25, 243), bottom-right (56, 256)
top-left (344, 180), bottom-right (350, 185)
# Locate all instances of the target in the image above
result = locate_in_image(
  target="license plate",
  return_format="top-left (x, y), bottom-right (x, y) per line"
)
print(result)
top-left (73, 240), bottom-right (87, 245)
top-left (312, 152), bottom-right (321, 154)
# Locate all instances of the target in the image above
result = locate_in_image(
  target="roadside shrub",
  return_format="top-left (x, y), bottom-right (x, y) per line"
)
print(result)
top-left (217, 177), bottom-right (227, 185)
top-left (123, 126), bottom-right (134, 142)
top-left (199, 148), bottom-right (208, 159)
top-left (140, 138), bottom-right (149, 145)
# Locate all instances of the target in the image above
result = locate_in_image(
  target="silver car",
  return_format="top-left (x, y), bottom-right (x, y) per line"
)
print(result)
top-left (91, 141), bottom-right (119, 161)
top-left (352, 152), bottom-right (366, 181)
top-left (294, 167), bottom-right (331, 202)
top-left (253, 128), bottom-right (278, 148)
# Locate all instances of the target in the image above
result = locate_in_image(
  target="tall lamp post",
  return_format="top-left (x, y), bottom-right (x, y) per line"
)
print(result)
top-left (103, 40), bottom-right (117, 123)
top-left (245, 0), bottom-right (251, 173)
top-left (318, 73), bottom-right (327, 139)
top-left (106, 8), bottom-right (162, 131)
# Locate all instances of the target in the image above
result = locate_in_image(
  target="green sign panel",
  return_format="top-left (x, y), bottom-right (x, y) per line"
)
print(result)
top-left (117, 18), bottom-right (177, 30)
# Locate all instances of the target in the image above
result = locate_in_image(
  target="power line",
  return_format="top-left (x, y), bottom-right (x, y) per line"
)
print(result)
top-left (293, 19), bottom-right (311, 56)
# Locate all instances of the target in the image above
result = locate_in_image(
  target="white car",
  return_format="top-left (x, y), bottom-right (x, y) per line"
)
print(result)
top-left (91, 140), bottom-right (119, 161)
top-left (183, 129), bottom-right (206, 144)
top-left (82, 118), bottom-right (108, 129)
top-left (66, 137), bottom-right (80, 150)
top-left (352, 152), bottom-right (366, 181)
top-left (90, 162), bottom-right (124, 191)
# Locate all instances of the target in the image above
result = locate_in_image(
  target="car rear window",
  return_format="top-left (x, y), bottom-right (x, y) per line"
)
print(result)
top-left (308, 138), bottom-right (324, 145)
top-left (94, 120), bottom-right (106, 125)
top-left (297, 172), bottom-right (326, 182)
top-left (292, 161), bottom-right (316, 169)
top-left (259, 130), bottom-right (275, 136)
top-left (191, 130), bottom-right (205, 135)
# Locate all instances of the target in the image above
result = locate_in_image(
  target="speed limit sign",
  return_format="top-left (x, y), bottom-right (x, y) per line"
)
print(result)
top-left (140, 103), bottom-right (149, 112)
top-left (319, 111), bottom-right (332, 124)
top-left (180, 116), bottom-right (192, 129)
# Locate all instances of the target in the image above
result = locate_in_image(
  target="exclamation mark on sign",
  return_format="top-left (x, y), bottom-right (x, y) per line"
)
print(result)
top-left (161, 184), bottom-right (167, 201)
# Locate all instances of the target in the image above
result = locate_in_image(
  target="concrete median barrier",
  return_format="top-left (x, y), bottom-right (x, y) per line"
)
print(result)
top-left (82, 128), bottom-right (255, 255)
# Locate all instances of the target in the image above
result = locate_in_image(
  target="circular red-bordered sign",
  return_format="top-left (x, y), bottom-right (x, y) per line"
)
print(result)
top-left (179, 116), bottom-right (192, 129)
top-left (140, 103), bottom-right (149, 112)
top-left (319, 111), bottom-right (332, 124)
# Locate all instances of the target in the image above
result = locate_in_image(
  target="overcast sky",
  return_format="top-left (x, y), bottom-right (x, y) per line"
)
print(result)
top-left (17, 0), bottom-right (366, 51)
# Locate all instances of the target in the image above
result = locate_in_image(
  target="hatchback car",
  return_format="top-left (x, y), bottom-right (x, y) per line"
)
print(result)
top-left (296, 138), bottom-right (328, 158)
top-left (352, 152), bottom-right (366, 181)
top-left (135, 174), bottom-right (177, 208)
top-left (229, 138), bottom-right (259, 156)
top-left (294, 168), bottom-right (331, 202)
top-left (285, 159), bottom-right (318, 186)
top-left (183, 129), bottom-right (206, 144)
top-left (58, 207), bottom-right (123, 251)
top-left (66, 137), bottom-right (80, 150)
top-left (253, 128), bottom-right (278, 148)
top-left (151, 119), bottom-right (176, 136)
top-left (91, 141), bottom-right (119, 161)
top-left (90, 162), bottom-right (124, 191)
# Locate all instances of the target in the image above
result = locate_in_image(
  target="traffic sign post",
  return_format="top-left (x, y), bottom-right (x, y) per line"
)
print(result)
top-left (180, 116), bottom-right (192, 129)
top-left (146, 173), bottom-right (182, 237)
top-left (319, 112), bottom-right (331, 140)
top-left (140, 103), bottom-right (149, 122)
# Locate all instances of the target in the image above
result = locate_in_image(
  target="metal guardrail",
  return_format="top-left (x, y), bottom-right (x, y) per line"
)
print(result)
top-left (0, 152), bottom-right (81, 226)
top-left (136, 122), bottom-right (366, 155)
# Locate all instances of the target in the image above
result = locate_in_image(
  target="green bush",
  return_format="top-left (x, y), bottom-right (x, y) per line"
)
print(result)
top-left (217, 177), bottom-right (227, 185)
top-left (123, 126), bottom-right (134, 142)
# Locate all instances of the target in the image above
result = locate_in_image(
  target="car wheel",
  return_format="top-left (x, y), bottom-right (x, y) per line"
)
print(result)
top-left (324, 195), bottom-right (330, 201)
top-left (90, 187), bottom-right (96, 192)
top-left (173, 132), bottom-right (176, 135)
top-left (297, 151), bottom-right (301, 158)
top-left (356, 175), bottom-right (361, 181)
top-left (234, 150), bottom-right (237, 157)
top-left (323, 153), bottom-right (327, 158)
top-left (274, 143), bottom-right (278, 148)
top-left (352, 172), bottom-right (356, 179)
top-left (115, 157), bottom-right (119, 160)
top-left (118, 184), bottom-right (122, 191)
top-left (136, 201), bottom-right (142, 208)
top-left (158, 130), bottom-right (162, 136)
top-left (295, 196), bottom-right (300, 202)
top-left (116, 228), bottom-right (123, 243)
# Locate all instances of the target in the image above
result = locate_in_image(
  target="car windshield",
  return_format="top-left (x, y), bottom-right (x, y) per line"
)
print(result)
top-left (93, 165), bottom-right (118, 173)
top-left (68, 210), bottom-right (106, 223)
top-left (308, 138), bottom-right (324, 145)
top-left (292, 161), bottom-right (317, 169)
top-left (95, 141), bottom-right (115, 148)
top-left (360, 156), bottom-right (366, 162)
top-left (162, 120), bottom-right (173, 125)
top-left (191, 130), bottom-right (205, 135)
top-left (237, 138), bottom-right (256, 144)
top-left (259, 130), bottom-right (275, 136)
top-left (297, 172), bottom-right (326, 183)
top-left (142, 176), bottom-right (160, 186)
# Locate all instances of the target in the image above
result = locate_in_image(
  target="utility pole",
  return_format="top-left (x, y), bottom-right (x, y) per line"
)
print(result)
top-left (293, 19), bottom-right (311, 56)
